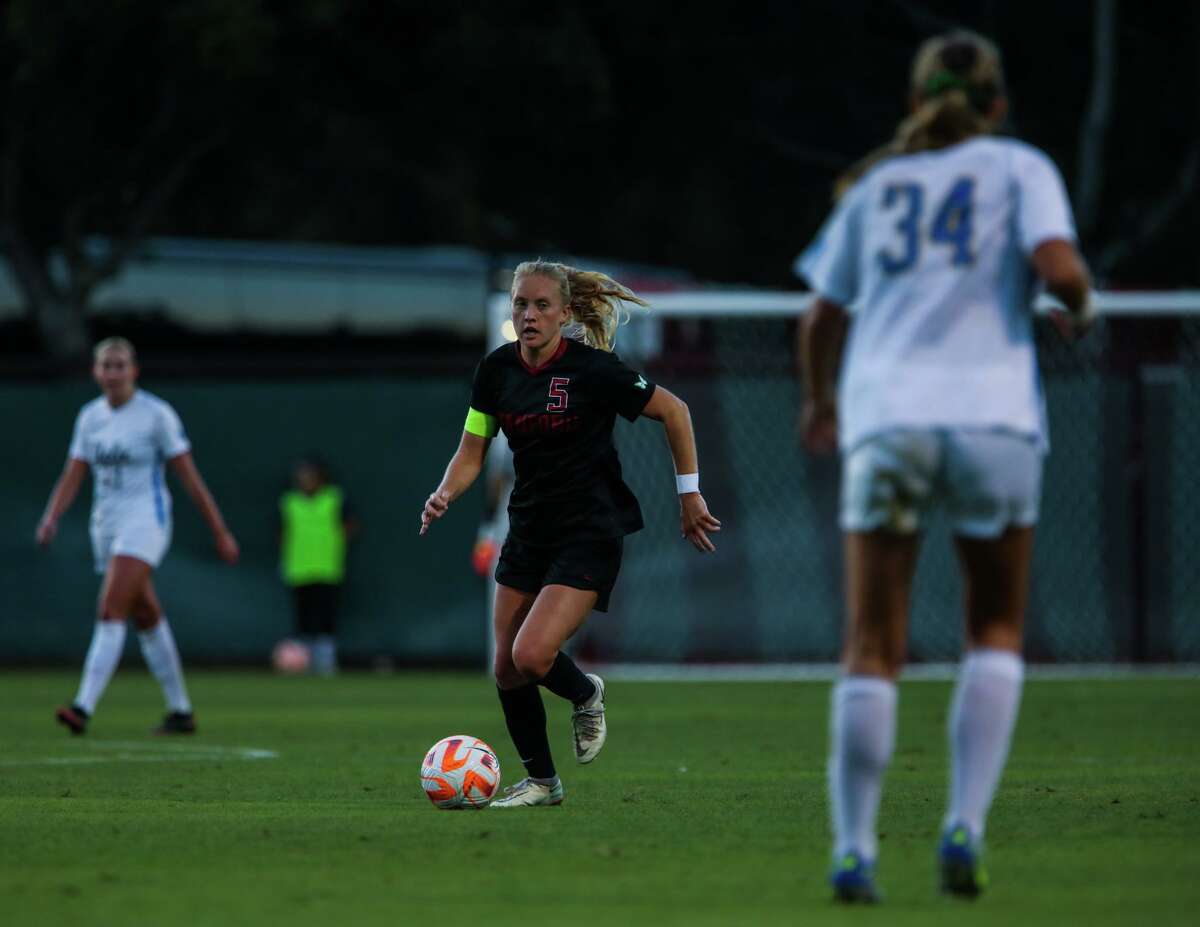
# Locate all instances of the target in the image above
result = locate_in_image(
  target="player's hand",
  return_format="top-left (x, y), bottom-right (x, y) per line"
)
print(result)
top-left (680, 492), bottom-right (721, 553)
top-left (1049, 306), bottom-right (1094, 342)
top-left (215, 529), bottom-right (240, 565)
top-left (801, 398), bottom-right (838, 455)
top-left (420, 489), bottom-right (451, 536)
top-left (35, 517), bottom-right (58, 546)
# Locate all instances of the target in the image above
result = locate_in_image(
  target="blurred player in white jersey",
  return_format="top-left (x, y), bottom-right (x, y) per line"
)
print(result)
top-left (36, 338), bottom-right (240, 735)
top-left (796, 31), bottom-right (1092, 902)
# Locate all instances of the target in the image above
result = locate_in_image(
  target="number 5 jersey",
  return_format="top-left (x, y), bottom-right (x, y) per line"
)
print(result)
top-left (465, 339), bottom-right (657, 546)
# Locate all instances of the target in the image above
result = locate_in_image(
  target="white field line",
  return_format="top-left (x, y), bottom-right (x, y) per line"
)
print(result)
top-left (0, 740), bottom-right (278, 767)
top-left (584, 662), bottom-right (1200, 682)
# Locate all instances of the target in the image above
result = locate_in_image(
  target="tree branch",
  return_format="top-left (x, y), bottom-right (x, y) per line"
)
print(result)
top-left (1, 141), bottom-right (61, 306)
top-left (84, 130), bottom-right (228, 293)
top-left (1075, 0), bottom-right (1118, 239)
top-left (62, 194), bottom-right (105, 301)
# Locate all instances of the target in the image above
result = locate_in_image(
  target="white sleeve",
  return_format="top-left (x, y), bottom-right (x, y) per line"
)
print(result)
top-left (1014, 147), bottom-right (1076, 255)
top-left (67, 409), bottom-right (90, 462)
top-left (793, 183), bottom-right (865, 308)
top-left (155, 401), bottom-right (192, 459)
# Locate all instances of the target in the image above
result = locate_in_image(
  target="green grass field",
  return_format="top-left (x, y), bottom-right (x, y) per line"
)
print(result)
top-left (1, 671), bottom-right (1197, 926)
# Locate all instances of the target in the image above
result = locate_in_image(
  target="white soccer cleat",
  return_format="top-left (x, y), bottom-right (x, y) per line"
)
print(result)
top-left (572, 673), bottom-right (607, 764)
top-left (489, 777), bottom-right (564, 808)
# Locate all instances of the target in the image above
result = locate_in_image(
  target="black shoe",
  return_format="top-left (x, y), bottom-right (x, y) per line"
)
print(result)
top-left (154, 711), bottom-right (196, 735)
top-left (55, 704), bottom-right (89, 735)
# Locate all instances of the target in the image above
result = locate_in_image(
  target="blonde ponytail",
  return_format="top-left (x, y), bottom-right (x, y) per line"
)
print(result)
top-left (511, 260), bottom-right (648, 352)
top-left (834, 30), bottom-right (1005, 200)
top-left (892, 87), bottom-right (991, 155)
top-left (563, 268), bottom-right (648, 352)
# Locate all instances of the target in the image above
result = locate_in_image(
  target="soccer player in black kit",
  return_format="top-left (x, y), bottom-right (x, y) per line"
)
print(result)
top-left (420, 260), bottom-right (721, 808)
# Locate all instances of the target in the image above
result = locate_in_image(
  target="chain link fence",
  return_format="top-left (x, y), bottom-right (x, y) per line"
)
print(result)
top-left (1171, 316), bottom-right (1200, 660)
top-left (558, 302), bottom-right (1198, 665)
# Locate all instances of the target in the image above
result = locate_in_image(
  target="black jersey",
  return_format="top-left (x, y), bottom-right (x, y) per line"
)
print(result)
top-left (469, 338), bottom-right (656, 546)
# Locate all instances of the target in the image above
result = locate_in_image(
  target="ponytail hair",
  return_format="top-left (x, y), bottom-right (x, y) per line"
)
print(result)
top-left (834, 30), bottom-right (1006, 199)
top-left (511, 260), bottom-right (648, 352)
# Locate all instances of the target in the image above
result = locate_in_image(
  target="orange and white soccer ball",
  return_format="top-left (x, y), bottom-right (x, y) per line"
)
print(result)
top-left (421, 735), bottom-right (501, 810)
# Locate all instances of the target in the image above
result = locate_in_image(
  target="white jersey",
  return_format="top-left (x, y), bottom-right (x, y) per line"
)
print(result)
top-left (68, 390), bottom-right (192, 529)
top-left (796, 136), bottom-right (1076, 452)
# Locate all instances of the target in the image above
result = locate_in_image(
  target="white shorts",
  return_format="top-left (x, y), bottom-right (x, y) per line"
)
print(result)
top-left (90, 520), bottom-right (172, 574)
top-left (841, 429), bottom-right (1043, 538)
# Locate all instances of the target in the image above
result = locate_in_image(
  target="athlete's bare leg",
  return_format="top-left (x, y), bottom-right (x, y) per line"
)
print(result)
top-left (491, 583), bottom-right (572, 794)
top-left (510, 584), bottom-right (598, 681)
top-left (953, 526), bottom-right (1034, 653)
top-left (828, 529), bottom-right (920, 876)
top-left (97, 555), bottom-right (152, 622)
top-left (130, 576), bottom-right (164, 632)
top-left (492, 584), bottom-right (603, 798)
top-left (61, 556), bottom-right (151, 728)
top-left (493, 584), bottom-right (538, 689)
top-left (842, 531), bottom-right (922, 679)
top-left (117, 566), bottom-right (194, 725)
top-left (941, 525), bottom-right (1033, 871)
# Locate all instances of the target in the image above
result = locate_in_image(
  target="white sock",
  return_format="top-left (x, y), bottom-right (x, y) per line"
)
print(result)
top-left (829, 676), bottom-right (897, 861)
top-left (74, 620), bottom-right (127, 714)
top-left (138, 618), bottom-right (192, 714)
top-left (946, 648), bottom-right (1024, 839)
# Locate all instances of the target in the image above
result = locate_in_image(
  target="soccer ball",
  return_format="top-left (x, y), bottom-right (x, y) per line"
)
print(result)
top-left (421, 735), bottom-right (501, 809)
top-left (272, 639), bottom-right (310, 674)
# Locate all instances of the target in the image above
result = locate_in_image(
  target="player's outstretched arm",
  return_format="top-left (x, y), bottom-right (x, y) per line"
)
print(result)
top-left (35, 458), bottom-right (89, 546)
top-left (420, 431), bottom-right (489, 536)
top-left (640, 386), bottom-right (722, 553)
top-left (169, 452), bottom-right (239, 564)
top-left (799, 296), bottom-right (849, 455)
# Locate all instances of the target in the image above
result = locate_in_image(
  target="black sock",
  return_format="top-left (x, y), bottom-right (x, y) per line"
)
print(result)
top-left (496, 684), bottom-right (556, 780)
top-left (538, 651), bottom-right (597, 705)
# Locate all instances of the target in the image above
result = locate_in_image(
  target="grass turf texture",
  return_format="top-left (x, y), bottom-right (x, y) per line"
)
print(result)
top-left (1, 672), bottom-right (1197, 926)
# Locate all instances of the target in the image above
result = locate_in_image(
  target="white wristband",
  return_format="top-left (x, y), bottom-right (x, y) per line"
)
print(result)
top-left (676, 472), bottom-right (699, 494)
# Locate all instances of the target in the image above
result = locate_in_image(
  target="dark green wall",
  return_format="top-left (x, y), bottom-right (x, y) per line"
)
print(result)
top-left (3, 350), bottom-right (1196, 666)
top-left (0, 379), bottom-right (485, 666)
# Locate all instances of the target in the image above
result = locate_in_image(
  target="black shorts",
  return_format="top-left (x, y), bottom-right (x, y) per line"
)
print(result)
top-left (495, 536), bottom-right (624, 612)
top-left (291, 583), bottom-right (340, 635)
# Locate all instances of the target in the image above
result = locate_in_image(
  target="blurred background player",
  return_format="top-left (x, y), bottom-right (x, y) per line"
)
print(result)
top-left (279, 455), bottom-right (358, 675)
top-left (796, 31), bottom-right (1092, 901)
top-left (470, 433), bottom-right (514, 581)
top-left (472, 433), bottom-right (515, 674)
top-left (36, 337), bottom-right (240, 734)
top-left (420, 260), bottom-right (721, 808)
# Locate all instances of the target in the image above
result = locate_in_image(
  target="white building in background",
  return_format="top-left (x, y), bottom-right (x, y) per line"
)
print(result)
top-left (0, 238), bottom-right (698, 337)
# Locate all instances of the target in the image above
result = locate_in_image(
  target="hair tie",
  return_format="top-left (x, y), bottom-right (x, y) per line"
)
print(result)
top-left (923, 70), bottom-right (971, 96)
top-left (923, 69), bottom-right (997, 114)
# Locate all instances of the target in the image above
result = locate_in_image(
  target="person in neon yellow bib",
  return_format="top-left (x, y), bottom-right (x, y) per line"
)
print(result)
top-left (279, 457), bottom-right (357, 674)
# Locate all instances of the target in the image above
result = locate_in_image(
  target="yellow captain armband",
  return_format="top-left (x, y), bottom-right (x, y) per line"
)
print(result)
top-left (464, 407), bottom-right (499, 438)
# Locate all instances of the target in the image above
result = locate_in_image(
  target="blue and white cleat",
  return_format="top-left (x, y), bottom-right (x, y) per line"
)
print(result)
top-left (939, 823), bottom-right (988, 898)
top-left (830, 850), bottom-right (881, 903)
